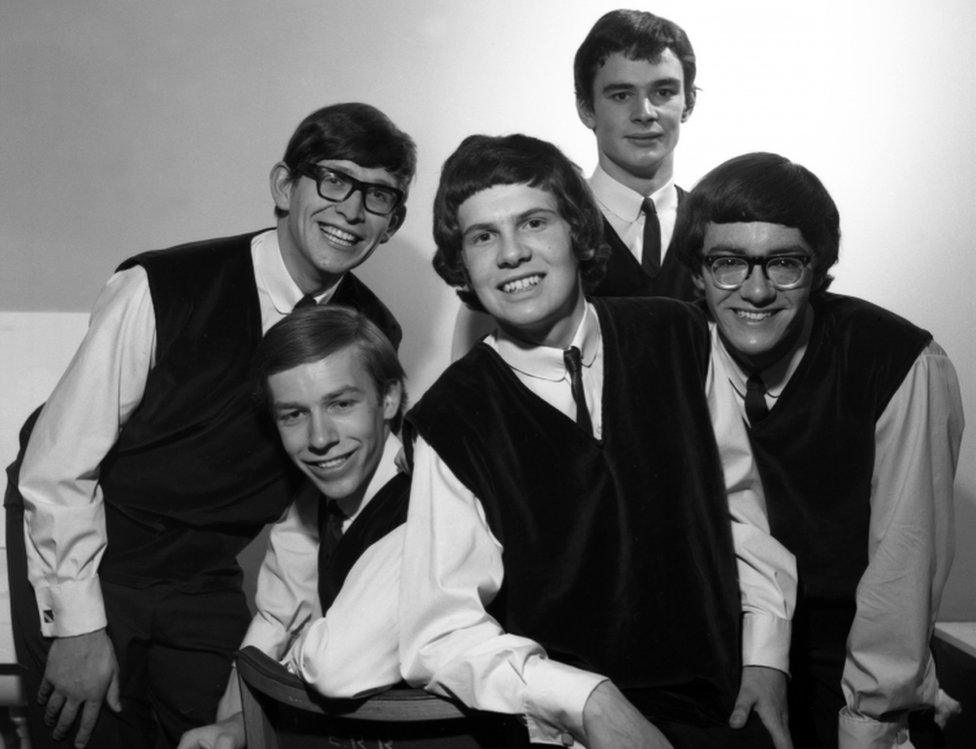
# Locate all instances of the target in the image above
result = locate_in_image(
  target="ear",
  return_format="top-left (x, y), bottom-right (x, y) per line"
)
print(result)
top-left (380, 205), bottom-right (407, 244)
top-left (681, 90), bottom-right (697, 122)
top-left (692, 272), bottom-right (706, 292)
top-left (382, 381), bottom-right (403, 422)
top-left (270, 162), bottom-right (294, 214)
top-left (576, 98), bottom-right (597, 130)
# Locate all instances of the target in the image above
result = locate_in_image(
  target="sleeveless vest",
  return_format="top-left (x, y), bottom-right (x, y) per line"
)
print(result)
top-left (748, 294), bottom-right (931, 605)
top-left (591, 189), bottom-right (697, 301)
top-left (96, 231), bottom-right (400, 586)
top-left (408, 297), bottom-right (741, 726)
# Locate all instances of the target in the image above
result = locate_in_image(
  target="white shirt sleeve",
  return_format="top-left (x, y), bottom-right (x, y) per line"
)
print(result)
top-left (241, 490), bottom-right (320, 660)
top-left (398, 438), bottom-right (605, 747)
top-left (708, 347), bottom-right (797, 673)
top-left (19, 265), bottom-right (156, 637)
top-left (838, 342), bottom-right (963, 748)
top-left (284, 526), bottom-right (405, 698)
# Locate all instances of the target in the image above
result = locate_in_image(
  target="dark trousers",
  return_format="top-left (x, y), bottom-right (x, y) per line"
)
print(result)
top-left (6, 454), bottom-right (250, 749)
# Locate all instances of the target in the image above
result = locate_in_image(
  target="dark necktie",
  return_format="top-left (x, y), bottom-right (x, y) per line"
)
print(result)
top-left (318, 501), bottom-right (346, 569)
top-left (640, 197), bottom-right (661, 275)
top-left (745, 373), bottom-right (770, 426)
top-left (293, 293), bottom-right (318, 310)
top-left (563, 346), bottom-right (593, 436)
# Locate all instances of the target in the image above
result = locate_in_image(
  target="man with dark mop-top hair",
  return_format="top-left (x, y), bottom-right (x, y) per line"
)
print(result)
top-left (398, 133), bottom-right (797, 748)
top-left (674, 151), bottom-right (964, 748)
top-left (7, 102), bottom-right (415, 748)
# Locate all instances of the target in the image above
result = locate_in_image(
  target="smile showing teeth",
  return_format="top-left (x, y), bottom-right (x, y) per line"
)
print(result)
top-left (320, 225), bottom-right (358, 246)
top-left (309, 454), bottom-right (349, 471)
top-left (501, 275), bottom-right (542, 294)
top-left (734, 309), bottom-right (775, 321)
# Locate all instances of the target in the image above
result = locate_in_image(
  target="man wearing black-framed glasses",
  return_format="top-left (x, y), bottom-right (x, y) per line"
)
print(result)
top-left (8, 102), bottom-right (415, 749)
top-left (675, 152), bottom-right (964, 749)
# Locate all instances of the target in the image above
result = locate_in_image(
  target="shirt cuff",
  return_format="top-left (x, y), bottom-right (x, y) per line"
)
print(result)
top-left (742, 612), bottom-right (791, 674)
top-left (838, 707), bottom-right (910, 748)
top-left (522, 659), bottom-right (606, 746)
top-left (35, 577), bottom-right (107, 637)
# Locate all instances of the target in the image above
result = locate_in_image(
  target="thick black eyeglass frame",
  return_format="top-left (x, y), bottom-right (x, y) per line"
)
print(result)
top-left (702, 254), bottom-right (813, 290)
top-left (295, 164), bottom-right (404, 216)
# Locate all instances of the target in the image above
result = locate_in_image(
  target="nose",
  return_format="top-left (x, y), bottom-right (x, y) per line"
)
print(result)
top-left (738, 264), bottom-right (777, 304)
top-left (632, 96), bottom-right (658, 122)
top-left (496, 231), bottom-right (531, 268)
top-left (335, 187), bottom-right (366, 223)
top-left (307, 412), bottom-right (340, 453)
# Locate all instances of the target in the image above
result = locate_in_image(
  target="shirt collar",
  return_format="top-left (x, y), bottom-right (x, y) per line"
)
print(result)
top-left (335, 432), bottom-right (401, 523)
top-left (253, 228), bottom-right (342, 314)
top-left (588, 164), bottom-right (676, 222)
top-left (491, 302), bottom-right (601, 382)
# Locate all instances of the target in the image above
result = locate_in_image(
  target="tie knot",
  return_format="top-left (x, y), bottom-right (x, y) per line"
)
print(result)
top-left (293, 294), bottom-right (318, 311)
top-left (563, 346), bottom-right (583, 375)
top-left (746, 372), bottom-right (766, 395)
top-left (641, 196), bottom-right (656, 217)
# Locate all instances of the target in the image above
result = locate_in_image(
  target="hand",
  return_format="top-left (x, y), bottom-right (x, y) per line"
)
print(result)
top-left (582, 680), bottom-right (674, 749)
top-left (933, 688), bottom-right (961, 729)
top-left (729, 665), bottom-right (793, 749)
top-left (176, 713), bottom-right (246, 749)
top-left (38, 628), bottom-right (121, 748)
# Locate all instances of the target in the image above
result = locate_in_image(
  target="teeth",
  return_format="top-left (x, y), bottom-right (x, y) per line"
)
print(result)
top-left (320, 225), bottom-right (357, 245)
top-left (312, 456), bottom-right (347, 470)
top-left (502, 275), bottom-right (541, 293)
top-left (735, 310), bottom-right (773, 321)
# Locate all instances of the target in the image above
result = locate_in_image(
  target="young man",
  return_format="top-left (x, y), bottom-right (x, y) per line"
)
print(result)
top-left (177, 305), bottom-right (409, 749)
top-left (7, 102), bottom-right (415, 748)
top-left (674, 152), bottom-right (964, 748)
top-left (400, 134), bottom-right (796, 748)
top-left (575, 9), bottom-right (698, 299)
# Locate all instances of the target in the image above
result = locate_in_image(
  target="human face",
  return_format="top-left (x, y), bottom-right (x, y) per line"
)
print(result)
top-left (272, 158), bottom-right (404, 293)
top-left (268, 345), bottom-right (399, 504)
top-left (578, 50), bottom-right (689, 195)
top-left (458, 184), bottom-right (586, 348)
top-left (694, 222), bottom-right (815, 372)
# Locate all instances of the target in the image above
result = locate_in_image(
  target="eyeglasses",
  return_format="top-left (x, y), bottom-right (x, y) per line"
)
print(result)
top-left (295, 165), bottom-right (404, 216)
top-left (703, 254), bottom-right (812, 290)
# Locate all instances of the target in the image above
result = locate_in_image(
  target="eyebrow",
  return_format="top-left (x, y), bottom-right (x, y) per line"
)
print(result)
top-left (704, 244), bottom-right (811, 256)
top-left (272, 384), bottom-right (365, 410)
top-left (461, 207), bottom-right (559, 238)
top-left (601, 77), bottom-right (682, 94)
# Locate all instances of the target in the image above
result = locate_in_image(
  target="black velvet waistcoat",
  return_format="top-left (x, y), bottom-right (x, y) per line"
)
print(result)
top-left (97, 231), bottom-right (400, 587)
top-left (747, 294), bottom-right (931, 606)
top-left (590, 190), bottom-right (697, 301)
top-left (317, 472), bottom-right (409, 613)
top-left (407, 297), bottom-right (741, 726)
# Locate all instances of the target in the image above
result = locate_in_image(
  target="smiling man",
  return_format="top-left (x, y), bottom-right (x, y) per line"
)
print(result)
top-left (8, 102), bottom-right (415, 749)
top-left (178, 305), bottom-right (409, 749)
top-left (399, 134), bottom-right (797, 749)
top-left (675, 152), bottom-right (964, 748)
top-left (575, 9), bottom-right (698, 299)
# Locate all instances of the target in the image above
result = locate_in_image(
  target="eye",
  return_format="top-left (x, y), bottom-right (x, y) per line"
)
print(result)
top-left (328, 399), bottom-right (357, 413)
top-left (609, 91), bottom-right (631, 102)
top-left (276, 408), bottom-right (305, 426)
top-left (523, 216), bottom-right (548, 231)
top-left (321, 172), bottom-right (346, 188)
top-left (367, 187), bottom-right (395, 207)
top-left (709, 256), bottom-right (743, 270)
top-left (467, 231), bottom-right (494, 246)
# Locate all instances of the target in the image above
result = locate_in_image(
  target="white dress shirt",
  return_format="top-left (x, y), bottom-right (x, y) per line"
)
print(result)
top-left (712, 323), bottom-right (964, 749)
top-left (19, 229), bottom-right (341, 637)
top-left (588, 164), bottom-right (680, 263)
top-left (242, 433), bottom-right (405, 698)
top-left (400, 303), bottom-right (796, 747)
